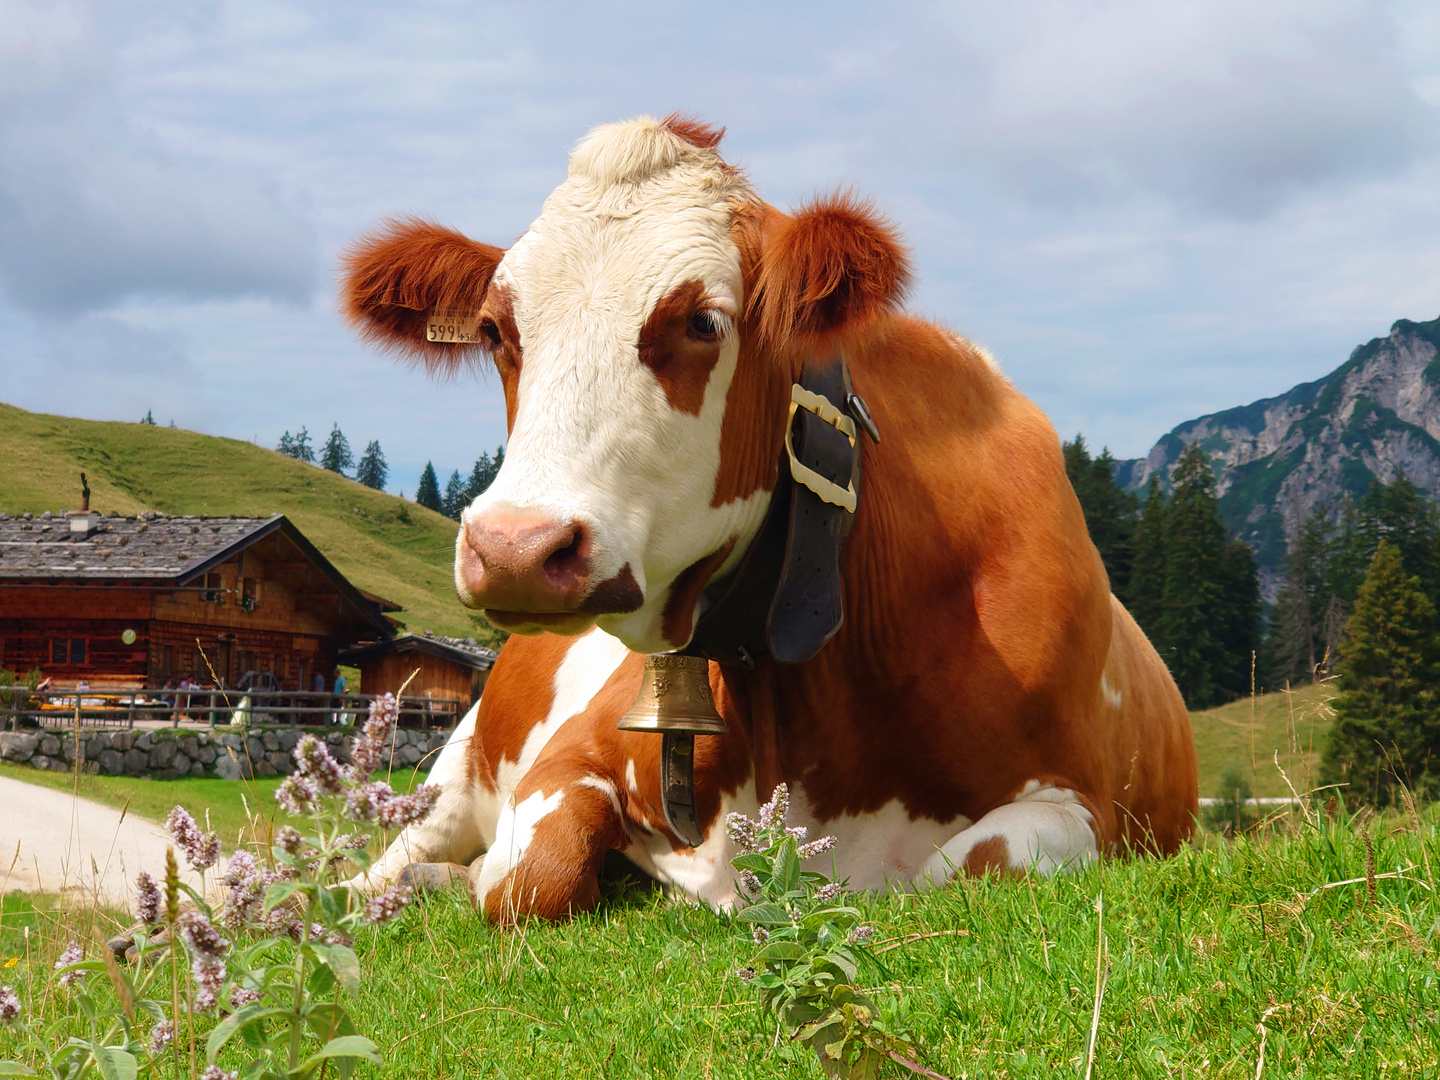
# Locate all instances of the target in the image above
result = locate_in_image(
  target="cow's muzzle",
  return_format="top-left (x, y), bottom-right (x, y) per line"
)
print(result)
top-left (458, 513), bottom-right (642, 632)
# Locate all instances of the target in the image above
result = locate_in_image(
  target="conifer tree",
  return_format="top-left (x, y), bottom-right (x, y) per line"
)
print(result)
top-left (355, 440), bottom-right (388, 490)
top-left (1062, 435), bottom-right (1138, 599)
top-left (466, 451), bottom-right (494, 501)
top-left (442, 470), bottom-right (467, 520)
top-left (320, 424), bottom-right (354, 475)
top-left (290, 426), bottom-right (316, 463)
top-left (1215, 537), bottom-right (1262, 697)
top-left (1266, 508), bottom-right (1331, 686)
top-left (415, 462), bottom-right (442, 512)
top-left (1322, 541), bottom-right (1440, 804)
top-left (1128, 475), bottom-right (1168, 645)
top-left (1159, 444), bottom-right (1227, 707)
top-left (140, 410), bottom-right (155, 425)
top-left (277, 431), bottom-right (295, 457)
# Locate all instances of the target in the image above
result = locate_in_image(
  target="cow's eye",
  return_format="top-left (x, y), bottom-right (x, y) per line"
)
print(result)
top-left (687, 310), bottom-right (721, 342)
top-left (479, 317), bottom-right (502, 349)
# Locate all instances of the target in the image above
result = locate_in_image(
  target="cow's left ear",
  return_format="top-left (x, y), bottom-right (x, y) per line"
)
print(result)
top-left (747, 192), bottom-right (910, 350)
top-left (340, 217), bottom-right (505, 375)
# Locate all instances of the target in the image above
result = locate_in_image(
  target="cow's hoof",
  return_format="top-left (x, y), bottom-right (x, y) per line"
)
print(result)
top-left (105, 931), bottom-right (135, 962)
top-left (396, 862), bottom-right (470, 894)
top-left (106, 926), bottom-right (169, 965)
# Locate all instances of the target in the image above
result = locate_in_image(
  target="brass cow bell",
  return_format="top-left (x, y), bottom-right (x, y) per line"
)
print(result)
top-left (617, 653), bottom-right (727, 736)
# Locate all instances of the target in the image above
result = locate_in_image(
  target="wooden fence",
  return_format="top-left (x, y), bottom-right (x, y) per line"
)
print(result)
top-left (0, 688), bottom-right (462, 732)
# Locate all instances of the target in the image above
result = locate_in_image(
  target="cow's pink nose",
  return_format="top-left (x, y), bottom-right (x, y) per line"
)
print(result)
top-left (459, 515), bottom-right (592, 612)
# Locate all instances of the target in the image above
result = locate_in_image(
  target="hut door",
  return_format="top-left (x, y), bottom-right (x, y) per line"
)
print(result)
top-left (214, 643), bottom-right (232, 687)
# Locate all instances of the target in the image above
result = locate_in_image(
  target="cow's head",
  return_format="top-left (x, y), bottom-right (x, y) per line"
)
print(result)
top-left (341, 115), bottom-right (909, 654)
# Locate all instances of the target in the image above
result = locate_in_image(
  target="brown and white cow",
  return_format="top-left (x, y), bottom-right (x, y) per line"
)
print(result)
top-left (340, 115), bottom-right (1198, 922)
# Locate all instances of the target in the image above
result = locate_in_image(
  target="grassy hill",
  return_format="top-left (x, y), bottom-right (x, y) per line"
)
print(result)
top-left (0, 401), bottom-right (490, 641)
top-left (1189, 681), bottom-right (1336, 799)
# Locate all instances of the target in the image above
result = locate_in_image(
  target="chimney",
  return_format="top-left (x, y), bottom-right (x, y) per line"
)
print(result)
top-left (69, 473), bottom-right (98, 538)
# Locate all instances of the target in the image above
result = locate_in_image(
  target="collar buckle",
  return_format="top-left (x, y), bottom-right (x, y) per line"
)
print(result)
top-left (786, 384), bottom-right (858, 513)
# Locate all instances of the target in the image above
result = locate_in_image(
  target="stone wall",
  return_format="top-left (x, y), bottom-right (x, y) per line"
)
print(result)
top-left (0, 727), bottom-right (451, 781)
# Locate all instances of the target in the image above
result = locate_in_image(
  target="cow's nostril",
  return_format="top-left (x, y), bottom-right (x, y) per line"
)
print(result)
top-left (543, 525), bottom-right (588, 584)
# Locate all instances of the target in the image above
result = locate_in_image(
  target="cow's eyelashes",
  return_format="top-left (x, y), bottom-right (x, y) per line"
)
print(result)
top-left (686, 310), bottom-right (723, 343)
top-left (479, 317), bottom-right (502, 349)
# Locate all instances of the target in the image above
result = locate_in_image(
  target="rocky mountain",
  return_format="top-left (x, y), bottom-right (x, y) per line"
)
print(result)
top-left (1114, 315), bottom-right (1440, 601)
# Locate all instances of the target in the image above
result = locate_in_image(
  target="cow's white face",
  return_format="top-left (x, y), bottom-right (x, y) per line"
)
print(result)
top-left (459, 120), bottom-right (765, 652)
top-left (341, 115), bottom-right (908, 655)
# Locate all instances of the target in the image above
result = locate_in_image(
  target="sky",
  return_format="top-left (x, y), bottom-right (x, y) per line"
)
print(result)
top-left (2, 0), bottom-right (1438, 495)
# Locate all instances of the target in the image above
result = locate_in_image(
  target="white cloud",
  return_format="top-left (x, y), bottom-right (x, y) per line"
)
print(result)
top-left (0, 0), bottom-right (317, 315)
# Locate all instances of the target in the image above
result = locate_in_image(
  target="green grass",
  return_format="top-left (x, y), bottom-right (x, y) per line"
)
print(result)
top-left (1189, 682), bottom-right (1336, 799)
top-left (0, 401), bottom-right (490, 640)
top-left (0, 760), bottom-right (430, 852)
top-left (4, 808), bottom-right (1436, 1078)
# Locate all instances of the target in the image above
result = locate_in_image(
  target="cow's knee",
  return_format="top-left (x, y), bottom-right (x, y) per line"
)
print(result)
top-left (473, 774), bottom-right (624, 924)
top-left (919, 782), bottom-right (1099, 885)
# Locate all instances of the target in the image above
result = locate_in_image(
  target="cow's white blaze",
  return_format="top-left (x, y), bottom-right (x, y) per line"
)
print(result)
top-left (459, 117), bottom-right (770, 653)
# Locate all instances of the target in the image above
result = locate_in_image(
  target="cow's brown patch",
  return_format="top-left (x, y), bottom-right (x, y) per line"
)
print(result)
top-left (637, 279), bottom-right (724, 416)
top-left (339, 218), bottom-right (504, 373)
top-left (963, 836), bottom-right (1014, 878)
top-left (480, 285), bottom-right (523, 433)
top-left (578, 563), bottom-right (644, 615)
top-left (661, 539), bottom-right (736, 648)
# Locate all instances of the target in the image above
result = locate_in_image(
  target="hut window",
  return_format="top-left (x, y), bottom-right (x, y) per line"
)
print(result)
top-left (200, 572), bottom-right (223, 603)
top-left (160, 645), bottom-right (174, 677)
top-left (241, 578), bottom-right (258, 610)
top-left (51, 638), bottom-right (87, 665)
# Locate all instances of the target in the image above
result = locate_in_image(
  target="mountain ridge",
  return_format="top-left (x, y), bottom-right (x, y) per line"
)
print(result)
top-left (1114, 314), bottom-right (1440, 600)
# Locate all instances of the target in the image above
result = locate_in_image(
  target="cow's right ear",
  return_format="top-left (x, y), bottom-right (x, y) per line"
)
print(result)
top-left (340, 218), bottom-right (505, 374)
top-left (745, 192), bottom-right (910, 353)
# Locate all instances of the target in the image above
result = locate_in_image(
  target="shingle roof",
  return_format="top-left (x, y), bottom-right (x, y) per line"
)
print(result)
top-left (339, 629), bottom-right (498, 670)
top-left (0, 511), bottom-right (280, 580)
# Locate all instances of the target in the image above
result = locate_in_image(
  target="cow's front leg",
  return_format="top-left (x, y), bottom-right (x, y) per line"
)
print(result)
top-left (472, 759), bottom-right (625, 924)
top-left (344, 705), bottom-right (487, 894)
top-left (917, 782), bottom-right (1100, 885)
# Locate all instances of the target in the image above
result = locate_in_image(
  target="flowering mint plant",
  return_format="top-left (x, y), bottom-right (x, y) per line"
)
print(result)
top-left (728, 784), bottom-right (943, 1080)
top-left (0, 693), bottom-right (437, 1080)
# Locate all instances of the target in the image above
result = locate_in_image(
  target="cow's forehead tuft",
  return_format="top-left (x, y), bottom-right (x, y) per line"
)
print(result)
top-left (565, 115), bottom-right (748, 199)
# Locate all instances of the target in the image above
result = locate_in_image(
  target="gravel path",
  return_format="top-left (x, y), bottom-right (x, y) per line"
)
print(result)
top-left (0, 776), bottom-right (204, 911)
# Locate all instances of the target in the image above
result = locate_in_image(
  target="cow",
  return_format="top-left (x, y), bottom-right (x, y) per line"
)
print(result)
top-left (339, 115), bottom-right (1198, 923)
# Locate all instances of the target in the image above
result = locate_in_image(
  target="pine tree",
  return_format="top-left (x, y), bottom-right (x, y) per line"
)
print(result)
top-left (1159, 444), bottom-right (1227, 707)
top-left (140, 410), bottom-right (155, 426)
top-left (415, 462), bottom-right (442, 512)
top-left (1266, 508), bottom-right (1330, 687)
top-left (277, 431), bottom-right (295, 457)
top-left (1062, 435), bottom-right (1138, 599)
top-left (1215, 538), bottom-right (1261, 698)
top-left (289, 426), bottom-right (316, 463)
top-left (1129, 475), bottom-right (1168, 645)
top-left (442, 470), bottom-right (467, 520)
top-left (320, 424), bottom-right (354, 475)
top-left (355, 440), bottom-right (388, 490)
top-left (1322, 541), bottom-right (1440, 804)
top-left (466, 451), bottom-right (493, 501)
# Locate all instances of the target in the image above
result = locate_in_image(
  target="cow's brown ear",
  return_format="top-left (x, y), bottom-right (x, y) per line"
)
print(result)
top-left (748, 192), bottom-right (910, 351)
top-left (340, 218), bottom-right (504, 375)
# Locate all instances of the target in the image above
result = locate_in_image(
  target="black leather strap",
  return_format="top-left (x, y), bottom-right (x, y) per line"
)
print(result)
top-left (686, 357), bottom-right (861, 666)
top-left (768, 361), bottom-right (859, 663)
top-left (660, 732), bottom-right (704, 847)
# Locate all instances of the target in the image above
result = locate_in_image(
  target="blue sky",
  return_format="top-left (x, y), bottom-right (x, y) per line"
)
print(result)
top-left (2, 0), bottom-right (1438, 494)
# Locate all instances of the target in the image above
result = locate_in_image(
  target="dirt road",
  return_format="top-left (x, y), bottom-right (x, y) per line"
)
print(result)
top-left (0, 776), bottom-right (204, 912)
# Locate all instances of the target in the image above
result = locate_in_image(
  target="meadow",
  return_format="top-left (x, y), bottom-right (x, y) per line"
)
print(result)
top-left (1, 682), bottom-right (1434, 1079)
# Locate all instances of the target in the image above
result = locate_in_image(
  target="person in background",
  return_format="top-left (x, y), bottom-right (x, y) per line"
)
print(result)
top-left (331, 669), bottom-right (347, 725)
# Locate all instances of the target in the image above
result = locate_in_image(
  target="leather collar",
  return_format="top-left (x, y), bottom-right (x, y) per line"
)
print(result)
top-left (686, 356), bottom-right (875, 667)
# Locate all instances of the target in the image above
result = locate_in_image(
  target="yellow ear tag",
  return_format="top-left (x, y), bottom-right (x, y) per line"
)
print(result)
top-left (425, 312), bottom-right (483, 344)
